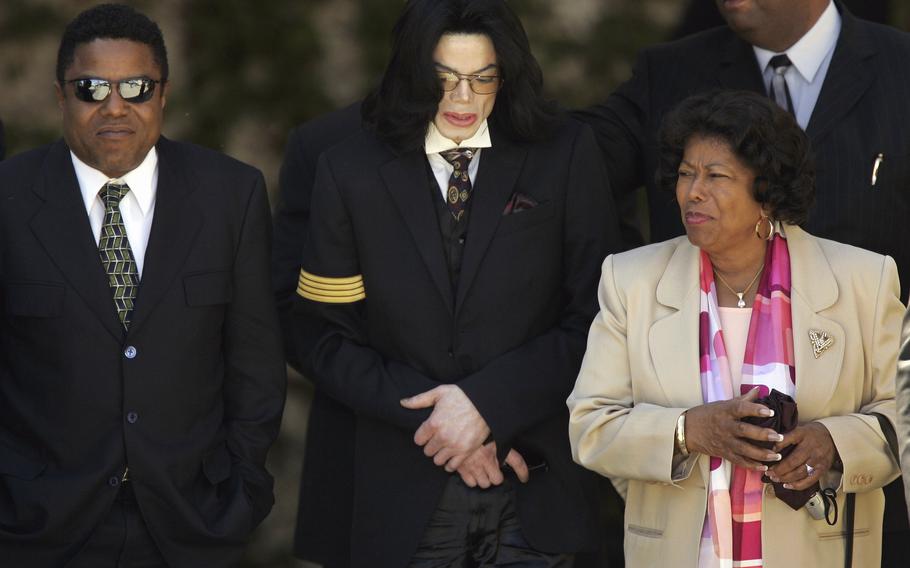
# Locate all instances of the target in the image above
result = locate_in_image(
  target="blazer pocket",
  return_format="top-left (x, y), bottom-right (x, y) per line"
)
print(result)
top-left (202, 442), bottom-right (233, 485)
top-left (184, 270), bottom-right (233, 307)
top-left (496, 201), bottom-right (554, 237)
top-left (5, 281), bottom-right (65, 318)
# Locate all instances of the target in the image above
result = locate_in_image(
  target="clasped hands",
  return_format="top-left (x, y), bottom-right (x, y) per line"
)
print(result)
top-left (400, 384), bottom-right (529, 488)
top-left (685, 388), bottom-right (837, 491)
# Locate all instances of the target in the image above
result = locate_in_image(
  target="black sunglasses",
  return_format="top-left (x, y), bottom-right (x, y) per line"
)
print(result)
top-left (64, 77), bottom-right (163, 103)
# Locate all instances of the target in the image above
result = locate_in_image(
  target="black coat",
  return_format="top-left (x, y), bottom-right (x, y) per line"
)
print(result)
top-left (576, 3), bottom-right (910, 300)
top-left (272, 103), bottom-right (362, 568)
top-left (293, 118), bottom-right (621, 567)
top-left (0, 137), bottom-right (286, 567)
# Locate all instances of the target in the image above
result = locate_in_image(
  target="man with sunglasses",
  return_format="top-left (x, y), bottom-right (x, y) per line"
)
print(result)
top-left (0, 5), bottom-right (285, 567)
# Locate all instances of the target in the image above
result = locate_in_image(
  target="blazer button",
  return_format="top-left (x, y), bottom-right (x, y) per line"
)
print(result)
top-left (123, 346), bottom-right (137, 359)
top-left (108, 476), bottom-right (120, 487)
top-left (447, 350), bottom-right (454, 358)
top-left (127, 411), bottom-right (139, 424)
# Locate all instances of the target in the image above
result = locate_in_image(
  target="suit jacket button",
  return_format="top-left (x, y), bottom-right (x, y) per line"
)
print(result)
top-left (127, 412), bottom-right (139, 424)
top-left (108, 476), bottom-right (120, 487)
top-left (447, 350), bottom-right (454, 358)
top-left (124, 346), bottom-right (137, 359)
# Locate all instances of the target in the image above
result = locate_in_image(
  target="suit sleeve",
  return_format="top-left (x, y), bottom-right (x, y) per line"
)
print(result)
top-left (271, 127), bottom-right (313, 372)
top-left (817, 255), bottom-right (901, 493)
top-left (458, 125), bottom-right (623, 453)
top-left (572, 50), bottom-right (653, 248)
top-left (225, 172), bottom-right (288, 528)
top-left (567, 255), bottom-right (693, 483)
top-left (292, 154), bottom-right (437, 431)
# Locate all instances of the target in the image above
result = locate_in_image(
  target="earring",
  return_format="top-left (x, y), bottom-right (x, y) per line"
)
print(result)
top-left (755, 216), bottom-right (774, 241)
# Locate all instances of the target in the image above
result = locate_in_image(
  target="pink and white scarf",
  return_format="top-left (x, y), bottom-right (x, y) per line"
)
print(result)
top-left (697, 232), bottom-right (795, 568)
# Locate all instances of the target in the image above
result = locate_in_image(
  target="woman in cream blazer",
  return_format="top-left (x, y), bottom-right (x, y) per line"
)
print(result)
top-left (568, 91), bottom-right (902, 567)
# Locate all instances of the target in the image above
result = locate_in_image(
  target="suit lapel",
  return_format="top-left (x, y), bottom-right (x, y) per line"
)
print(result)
top-left (785, 226), bottom-right (844, 420)
top-left (29, 140), bottom-right (124, 341)
top-left (716, 32), bottom-right (766, 93)
top-left (127, 138), bottom-right (202, 334)
top-left (805, 6), bottom-right (877, 146)
top-left (380, 151), bottom-right (454, 314)
top-left (454, 135), bottom-right (527, 311)
top-left (648, 239), bottom-right (705, 408)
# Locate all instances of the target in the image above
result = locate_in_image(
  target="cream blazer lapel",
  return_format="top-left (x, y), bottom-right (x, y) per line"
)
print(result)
top-left (649, 238), bottom-right (704, 409)
top-left (785, 225), bottom-right (845, 421)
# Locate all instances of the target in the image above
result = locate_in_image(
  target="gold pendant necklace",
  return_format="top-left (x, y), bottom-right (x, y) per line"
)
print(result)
top-left (714, 263), bottom-right (765, 308)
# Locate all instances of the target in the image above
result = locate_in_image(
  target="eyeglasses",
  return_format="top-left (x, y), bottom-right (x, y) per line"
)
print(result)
top-left (437, 71), bottom-right (502, 95)
top-left (64, 77), bottom-right (163, 103)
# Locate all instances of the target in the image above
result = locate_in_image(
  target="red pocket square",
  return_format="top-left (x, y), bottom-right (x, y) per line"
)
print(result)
top-left (502, 192), bottom-right (539, 215)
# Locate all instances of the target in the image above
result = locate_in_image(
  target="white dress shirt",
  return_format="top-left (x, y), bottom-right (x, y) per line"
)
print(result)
top-left (753, 0), bottom-right (841, 130)
top-left (424, 120), bottom-right (492, 198)
top-left (72, 148), bottom-right (158, 278)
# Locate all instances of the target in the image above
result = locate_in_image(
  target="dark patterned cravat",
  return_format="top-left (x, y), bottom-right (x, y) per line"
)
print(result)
top-left (768, 54), bottom-right (795, 116)
top-left (440, 148), bottom-right (478, 221)
top-left (98, 181), bottom-right (139, 329)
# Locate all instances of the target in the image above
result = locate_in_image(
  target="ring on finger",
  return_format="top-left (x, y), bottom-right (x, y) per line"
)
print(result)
top-left (805, 463), bottom-right (815, 477)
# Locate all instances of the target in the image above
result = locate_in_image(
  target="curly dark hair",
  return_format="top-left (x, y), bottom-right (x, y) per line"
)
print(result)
top-left (56, 4), bottom-right (169, 84)
top-left (362, 0), bottom-right (559, 154)
top-left (656, 90), bottom-right (815, 225)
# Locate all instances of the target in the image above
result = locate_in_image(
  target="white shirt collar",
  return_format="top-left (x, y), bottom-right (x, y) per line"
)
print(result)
top-left (424, 119), bottom-right (493, 155)
top-left (752, 0), bottom-right (840, 83)
top-left (72, 146), bottom-right (158, 215)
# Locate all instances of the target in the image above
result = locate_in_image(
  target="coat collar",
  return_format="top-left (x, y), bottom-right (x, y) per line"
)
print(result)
top-left (650, 226), bottom-right (844, 417)
top-left (804, 2), bottom-right (878, 145)
top-left (29, 139), bottom-right (124, 340)
top-left (28, 137), bottom-right (202, 339)
top-left (379, 126), bottom-right (527, 314)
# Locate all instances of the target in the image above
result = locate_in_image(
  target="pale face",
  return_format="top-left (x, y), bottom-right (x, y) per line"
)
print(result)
top-left (56, 39), bottom-right (167, 178)
top-left (432, 33), bottom-right (498, 144)
top-left (676, 136), bottom-right (766, 258)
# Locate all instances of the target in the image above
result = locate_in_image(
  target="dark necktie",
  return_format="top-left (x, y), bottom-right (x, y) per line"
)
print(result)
top-left (768, 54), bottom-right (795, 116)
top-left (440, 148), bottom-right (478, 222)
top-left (98, 181), bottom-right (139, 329)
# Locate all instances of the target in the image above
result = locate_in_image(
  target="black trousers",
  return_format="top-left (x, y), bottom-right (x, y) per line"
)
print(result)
top-left (68, 483), bottom-right (168, 568)
top-left (408, 476), bottom-right (574, 568)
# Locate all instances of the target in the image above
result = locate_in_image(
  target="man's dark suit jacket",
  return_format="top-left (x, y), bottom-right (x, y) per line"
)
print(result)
top-left (577, 3), bottom-right (910, 301)
top-left (0, 137), bottom-right (286, 567)
top-left (293, 118), bottom-right (621, 567)
top-left (272, 103), bottom-right (362, 568)
top-left (575, 1), bottom-right (910, 559)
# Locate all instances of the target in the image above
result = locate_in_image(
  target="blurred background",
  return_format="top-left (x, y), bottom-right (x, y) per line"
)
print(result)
top-left (1, 1), bottom-right (907, 566)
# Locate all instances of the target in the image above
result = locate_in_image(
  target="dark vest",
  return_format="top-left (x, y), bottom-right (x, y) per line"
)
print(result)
top-left (427, 161), bottom-right (473, 293)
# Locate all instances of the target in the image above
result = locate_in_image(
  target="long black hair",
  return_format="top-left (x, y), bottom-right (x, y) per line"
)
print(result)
top-left (362, 0), bottom-right (559, 153)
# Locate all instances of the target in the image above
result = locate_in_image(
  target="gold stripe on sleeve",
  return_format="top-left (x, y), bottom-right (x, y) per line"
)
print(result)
top-left (297, 269), bottom-right (366, 303)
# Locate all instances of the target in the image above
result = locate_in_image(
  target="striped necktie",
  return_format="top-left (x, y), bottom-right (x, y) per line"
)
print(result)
top-left (98, 181), bottom-right (139, 329)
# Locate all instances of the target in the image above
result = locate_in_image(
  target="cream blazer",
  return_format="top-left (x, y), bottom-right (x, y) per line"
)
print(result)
top-left (568, 225), bottom-right (901, 568)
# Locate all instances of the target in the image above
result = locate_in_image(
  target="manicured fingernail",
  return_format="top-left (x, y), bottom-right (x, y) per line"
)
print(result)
top-left (768, 433), bottom-right (784, 442)
top-left (783, 483), bottom-right (793, 489)
top-left (768, 475), bottom-right (780, 482)
top-left (766, 453), bottom-right (782, 461)
top-left (757, 465), bottom-right (768, 472)
top-left (760, 408), bottom-right (775, 417)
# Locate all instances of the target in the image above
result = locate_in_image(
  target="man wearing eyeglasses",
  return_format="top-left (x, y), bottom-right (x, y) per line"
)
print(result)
top-left (0, 4), bottom-right (285, 567)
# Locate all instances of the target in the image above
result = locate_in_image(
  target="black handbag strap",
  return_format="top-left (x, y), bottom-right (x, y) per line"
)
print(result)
top-left (843, 413), bottom-right (898, 568)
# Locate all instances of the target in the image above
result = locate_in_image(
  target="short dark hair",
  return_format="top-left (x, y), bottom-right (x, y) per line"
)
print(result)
top-left (362, 0), bottom-right (559, 153)
top-left (657, 90), bottom-right (815, 225)
top-left (56, 3), bottom-right (169, 83)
